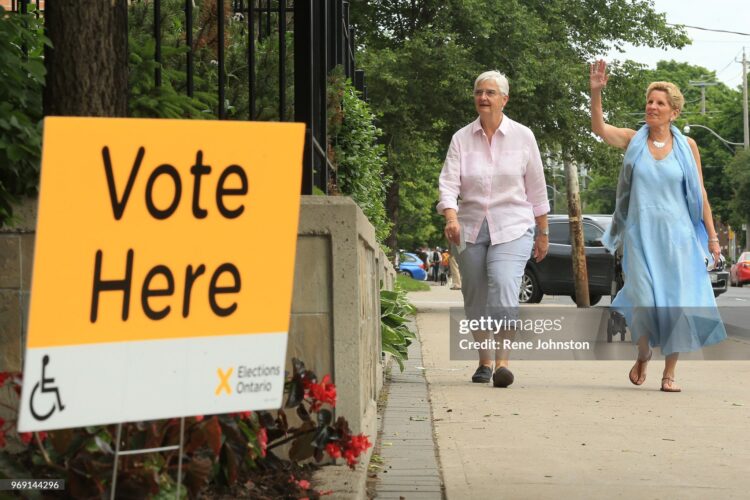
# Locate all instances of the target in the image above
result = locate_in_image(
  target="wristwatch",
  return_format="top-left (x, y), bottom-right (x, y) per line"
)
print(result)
top-left (538, 227), bottom-right (549, 236)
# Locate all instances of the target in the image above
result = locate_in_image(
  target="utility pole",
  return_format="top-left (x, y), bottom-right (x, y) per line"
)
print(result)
top-left (689, 80), bottom-right (718, 115)
top-left (743, 48), bottom-right (749, 149)
top-left (564, 151), bottom-right (590, 308)
top-left (742, 48), bottom-right (750, 247)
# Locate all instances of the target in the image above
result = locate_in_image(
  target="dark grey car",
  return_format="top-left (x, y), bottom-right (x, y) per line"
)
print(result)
top-left (519, 214), bottom-right (728, 305)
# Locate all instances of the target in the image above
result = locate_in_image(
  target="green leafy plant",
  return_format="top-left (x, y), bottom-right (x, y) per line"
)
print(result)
top-left (0, 360), bottom-right (371, 498)
top-left (380, 285), bottom-right (417, 371)
top-left (128, 0), bottom-right (217, 118)
top-left (0, 6), bottom-right (48, 226)
top-left (128, 38), bottom-right (218, 119)
top-left (328, 69), bottom-right (392, 243)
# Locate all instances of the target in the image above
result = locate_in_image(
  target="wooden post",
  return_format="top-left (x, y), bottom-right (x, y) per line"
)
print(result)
top-left (565, 153), bottom-right (590, 307)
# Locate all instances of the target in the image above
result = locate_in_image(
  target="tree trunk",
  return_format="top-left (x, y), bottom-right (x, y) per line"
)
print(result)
top-left (43, 0), bottom-right (129, 117)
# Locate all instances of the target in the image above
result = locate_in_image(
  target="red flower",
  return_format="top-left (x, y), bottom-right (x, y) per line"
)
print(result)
top-left (19, 432), bottom-right (33, 445)
top-left (343, 448), bottom-right (357, 467)
top-left (296, 479), bottom-right (311, 490)
top-left (305, 375), bottom-right (337, 411)
top-left (330, 433), bottom-right (372, 469)
top-left (0, 372), bottom-right (10, 386)
top-left (194, 415), bottom-right (204, 422)
top-left (325, 442), bottom-right (342, 459)
top-left (348, 434), bottom-right (372, 455)
top-left (257, 427), bottom-right (267, 458)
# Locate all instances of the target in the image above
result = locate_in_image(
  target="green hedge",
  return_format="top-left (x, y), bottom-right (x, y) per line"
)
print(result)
top-left (0, 6), bottom-right (47, 225)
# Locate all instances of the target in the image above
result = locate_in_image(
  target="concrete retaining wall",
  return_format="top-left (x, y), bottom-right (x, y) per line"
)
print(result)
top-left (289, 196), bottom-right (394, 437)
top-left (0, 197), bottom-right (36, 373)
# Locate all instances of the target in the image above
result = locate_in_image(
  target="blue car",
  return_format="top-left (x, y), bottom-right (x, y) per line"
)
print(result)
top-left (399, 252), bottom-right (428, 281)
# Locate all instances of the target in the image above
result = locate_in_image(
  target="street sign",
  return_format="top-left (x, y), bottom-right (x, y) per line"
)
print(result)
top-left (18, 117), bottom-right (304, 431)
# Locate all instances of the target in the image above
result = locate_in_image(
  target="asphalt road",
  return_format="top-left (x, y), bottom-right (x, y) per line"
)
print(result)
top-left (535, 283), bottom-right (750, 305)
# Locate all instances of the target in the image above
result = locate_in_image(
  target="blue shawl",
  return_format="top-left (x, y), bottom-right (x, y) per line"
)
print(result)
top-left (601, 124), bottom-right (708, 256)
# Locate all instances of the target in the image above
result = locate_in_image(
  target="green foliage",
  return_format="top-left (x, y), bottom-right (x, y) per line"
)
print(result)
top-left (726, 149), bottom-right (750, 232)
top-left (128, 0), bottom-right (217, 118)
top-left (380, 285), bottom-right (417, 371)
top-left (0, 6), bottom-right (48, 226)
top-left (330, 71), bottom-right (392, 243)
top-left (128, 38), bottom-right (218, 118)
top-left (127, 0), bottom-right (295, 121)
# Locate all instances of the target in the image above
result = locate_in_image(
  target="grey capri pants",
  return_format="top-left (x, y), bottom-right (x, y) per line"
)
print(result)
top-left (458, 218), bottom-right (533, 322)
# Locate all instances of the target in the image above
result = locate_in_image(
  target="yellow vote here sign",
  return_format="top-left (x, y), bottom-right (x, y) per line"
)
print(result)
top-left (18, 117), bottom-right (304, 431)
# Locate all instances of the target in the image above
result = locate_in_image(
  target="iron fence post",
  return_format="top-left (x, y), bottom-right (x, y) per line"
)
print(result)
top-left (218, 0), bottom-right (226, 119)
top-left (154, 0), bottom-right (162, 87)
top-left (294, 0), bottom-right (314, 194)
top-left (186, 0), bottom-right (193, 97)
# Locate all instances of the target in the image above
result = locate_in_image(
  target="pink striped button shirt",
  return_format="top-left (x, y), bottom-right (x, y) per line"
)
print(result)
top-left (437, 116), bottom-right (550, 245)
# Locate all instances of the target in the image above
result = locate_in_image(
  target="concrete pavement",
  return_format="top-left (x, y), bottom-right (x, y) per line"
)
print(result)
top-left (399, 284), bottom-right (750, 499)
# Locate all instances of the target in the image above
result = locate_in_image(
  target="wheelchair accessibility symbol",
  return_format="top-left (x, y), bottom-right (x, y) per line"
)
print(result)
top-left (29, 355), bottom-right (66, 421)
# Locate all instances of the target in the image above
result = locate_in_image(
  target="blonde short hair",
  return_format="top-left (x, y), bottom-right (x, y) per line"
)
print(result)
top-left (646, 81), bottom-right (685, 114)
top-left (474, 70), bottom-right (510, 96)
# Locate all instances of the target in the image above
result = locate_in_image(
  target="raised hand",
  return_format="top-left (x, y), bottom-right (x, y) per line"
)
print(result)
top-left (590, 59), bottom-right (609, 92)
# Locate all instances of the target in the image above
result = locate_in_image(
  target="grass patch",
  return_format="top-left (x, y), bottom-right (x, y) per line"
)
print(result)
top-left (396, 274), bottom-right (430, 292)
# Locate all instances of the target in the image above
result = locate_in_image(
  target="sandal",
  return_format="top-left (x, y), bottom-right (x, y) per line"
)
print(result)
top-left (628, 350), bottom-right (652, 386)
top-left (660, 377), bottom-right (682, 393)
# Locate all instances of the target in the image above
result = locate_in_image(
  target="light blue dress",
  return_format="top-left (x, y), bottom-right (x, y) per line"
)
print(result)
top-left (611, 147), bottom-right (727, 355)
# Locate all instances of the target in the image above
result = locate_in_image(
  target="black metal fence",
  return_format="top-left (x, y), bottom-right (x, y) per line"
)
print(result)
top-left (9, 0), bottom-right (365, 195)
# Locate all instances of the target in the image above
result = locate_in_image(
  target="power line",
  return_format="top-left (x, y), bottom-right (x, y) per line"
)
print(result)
top-left (716, 53), bottom-right (741, 76)
top-left (668, 23), bottom-right (750, 37)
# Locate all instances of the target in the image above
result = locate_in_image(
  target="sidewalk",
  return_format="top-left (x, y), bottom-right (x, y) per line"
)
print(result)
top-left (384, 284), bottom-right (750, 499)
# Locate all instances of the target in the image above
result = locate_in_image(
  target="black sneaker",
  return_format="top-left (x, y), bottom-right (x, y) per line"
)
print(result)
top-left (492, 367), bottom-right (514, 388)
top-left (471, 365), bottom-right (493, 383)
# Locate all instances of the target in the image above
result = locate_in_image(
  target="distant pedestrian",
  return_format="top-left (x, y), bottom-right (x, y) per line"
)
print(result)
top-left (438, 70), bottom-right (550, 388)
top-left (416, 247), bottom-right (429, 268)
top-left (590, 60), bottom-right (726, 392)
top-left (440, 248), bottom-right (450, 285)
top-left (431, 247), bottom-right (442, 282)
top-left (448, 249), bottom-right (461, 290)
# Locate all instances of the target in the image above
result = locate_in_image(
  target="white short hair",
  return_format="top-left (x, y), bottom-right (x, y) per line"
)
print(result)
top-left (474, 70), bottom-right (509, 96)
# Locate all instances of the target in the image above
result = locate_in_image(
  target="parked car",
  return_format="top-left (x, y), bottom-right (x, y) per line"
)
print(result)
top-left (730, 251), bottom-right (750, 287)
top-left (399, 252), bottom-right (428, 281)
top-left (519, 214), bottom-right (729, 304)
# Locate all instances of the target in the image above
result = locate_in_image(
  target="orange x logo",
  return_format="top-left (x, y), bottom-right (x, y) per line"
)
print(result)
top-left (215, 367), bottom-right (233, 396)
